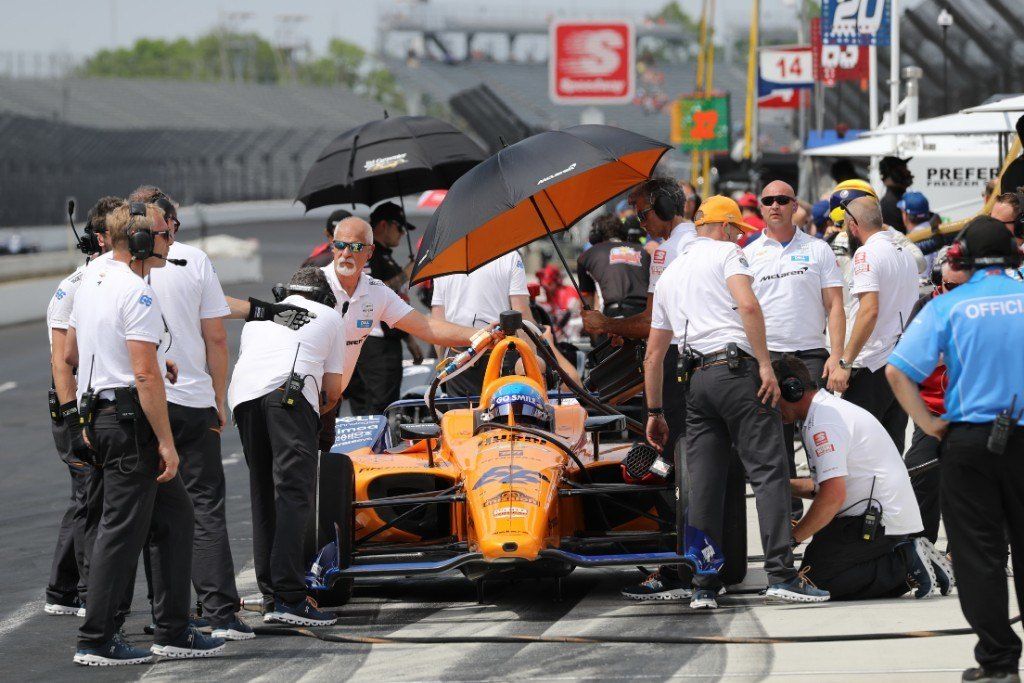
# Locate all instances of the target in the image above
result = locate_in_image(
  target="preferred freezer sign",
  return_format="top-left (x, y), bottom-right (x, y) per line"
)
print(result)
top-left (549, 20), bottom-right (635, 104)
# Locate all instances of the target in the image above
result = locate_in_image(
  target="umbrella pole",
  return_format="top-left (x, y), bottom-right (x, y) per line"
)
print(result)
top-left (395, 185), bottom-right (415, 259)
top-left (527, 195), bottom-right (588, 309)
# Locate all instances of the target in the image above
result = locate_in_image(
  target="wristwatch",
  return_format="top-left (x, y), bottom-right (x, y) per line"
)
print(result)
top-left (647, 407), bottom-right (664, 416)
top-left (838, 359), bottom-right (853, 370)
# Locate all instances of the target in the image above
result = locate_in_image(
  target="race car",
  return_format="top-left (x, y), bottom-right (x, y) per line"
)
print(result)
top-left (304, 312), bottom-right (747, 604)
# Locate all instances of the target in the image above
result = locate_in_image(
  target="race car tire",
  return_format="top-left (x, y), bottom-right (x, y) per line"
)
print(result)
top-left (305, 451), bottom-right (355, 607)
top-left (674, 441), bottom-right (748, 586)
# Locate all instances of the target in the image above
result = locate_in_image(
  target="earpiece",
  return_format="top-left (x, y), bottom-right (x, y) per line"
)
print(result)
top-left (649, 188), bottom-right (677, 222)
top-left (780, 375), bottom-right (805, 403)
top-left (126, 202), bottom-right (154, 261)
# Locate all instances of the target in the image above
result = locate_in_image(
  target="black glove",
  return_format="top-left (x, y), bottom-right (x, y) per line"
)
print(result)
top-left (60, 401), bottom-right (93, 466)
top-left (247, 297), bottom-right (316, 330)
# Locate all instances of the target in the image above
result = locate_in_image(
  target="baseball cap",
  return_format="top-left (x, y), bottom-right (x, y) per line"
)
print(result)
top-left (325, 208), bottom-right (352, 232)
top-left (961, 216), bottom-right (1019, 260)
top-left (737, 192), bottom-right (758, 209)
top-left (829, 179), bottom-right (878, 225)
top-left (369, 201), bottom-right (417, 231)
top-left (897, 191), bottom-right (930, 217)
top-left (879, 156), bottom-right (912, 178)
top-left (811, 200), bottom-right (830, 228)
top-left (694, 195), bottom-right (758, 233)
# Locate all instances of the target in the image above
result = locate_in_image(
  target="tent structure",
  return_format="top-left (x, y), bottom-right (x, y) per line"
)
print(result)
top-left (858, 110), bottom-right (1019, 137)
top-left (803, 135), bottom-right (897, 158)
top-left (962, 95), bottom-right (1024, 115)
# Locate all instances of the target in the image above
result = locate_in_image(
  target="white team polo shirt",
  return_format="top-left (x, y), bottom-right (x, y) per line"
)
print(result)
top-left (801, 391), bottom-right (923, 536)
top-left (647, 221), bottom-right (697, 293)
top-left (651, 236), bottom-right (753, 355)
top-left (68, 259), bottom-right (165, 404)
top-left (849, 230), bottom-right (920, 371)
top-left (147, 241), bottom-right (231, 409)
top-left (431, 251), bottom-right (528, 328)
top-left (47, 264), bottom-right (88, 346)
top-left (743, 228), bottom-right (844, 352)
top-left (321, 266), bottom-right (414, 391)
top-left (228, 295), bottom-right (345, 412)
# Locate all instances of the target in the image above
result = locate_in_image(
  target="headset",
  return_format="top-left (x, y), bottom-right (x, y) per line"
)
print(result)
top-left (272, 282), bottom-right (336, 309)
top-left (648, 185), bottom-right (680, 222)
top-left (779, 373), bottom-right (806, 403)
top-left (946, 223), bottom-right (1023, 272)
top-left (126, 202), bottom-right (156, 261)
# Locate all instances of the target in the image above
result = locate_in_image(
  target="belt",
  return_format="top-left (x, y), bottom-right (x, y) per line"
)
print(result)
top-left (693, 347), bottom-right (753, 371)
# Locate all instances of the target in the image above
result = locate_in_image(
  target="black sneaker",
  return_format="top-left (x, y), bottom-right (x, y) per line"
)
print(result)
top-left (922, 538), bottom-right (955, 596)
top-left (962, 667), bottom-right (1021, 682)
top-left (264, 597), bottom-right (337, 626)
top-left (150, 627), bottom-right (225, 659)
top-left (905, 537), bottom-right (937, 599)
top-left (144, 615), bottom-right (210, 635)
top-left (621, 570), bottom-right (693, 602)
top-left (45, 596), bottom-right (85, 617)
top-left (211, 616), bottom-right (256, 641)
top-left (74, 639), bottom-right (153, 666)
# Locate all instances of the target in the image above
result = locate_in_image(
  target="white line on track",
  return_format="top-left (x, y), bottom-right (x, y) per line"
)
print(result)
top-left (0, 381), bottom-right (17, 395)
top-left (0, 600), bottom-right (43, 641)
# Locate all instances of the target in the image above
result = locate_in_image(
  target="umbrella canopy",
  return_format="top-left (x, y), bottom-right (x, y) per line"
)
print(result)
top-left (296, 115), bottom-right (487, 210)
top-left (411, 124), bottom-right (671, 284)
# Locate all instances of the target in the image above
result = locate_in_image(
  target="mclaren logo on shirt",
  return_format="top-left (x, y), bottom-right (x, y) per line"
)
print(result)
top-left (758, 267), bottom-right (809, 282)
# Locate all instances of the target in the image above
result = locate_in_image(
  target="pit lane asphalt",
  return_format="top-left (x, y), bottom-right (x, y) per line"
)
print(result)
top-left (0, 219), bottom-right (977, 681)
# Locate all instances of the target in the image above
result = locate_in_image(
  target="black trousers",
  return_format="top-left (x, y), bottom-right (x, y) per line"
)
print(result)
top-left (347, 335), bottom-right (403, 415)
top-left (683, 358), bottom-right (796, 588)
top-left (235, 391), bottom-right (319, 605)
top-left (801, 516), bottom-right (912, 600)
top-left (661, 346), bottom-right (687, 459)
top-left (843, 366), bottom-right (909, 454)
top-left (79, 409), bottom-right (194, 649)
top-left (941, 423), bottom-right (1024, 673)
top-left (904, 424), bottom-right (942, 543)
top-left (46, 420), bottom-right (93, 605)
top-left (168, 403), bottom-right (239, 626)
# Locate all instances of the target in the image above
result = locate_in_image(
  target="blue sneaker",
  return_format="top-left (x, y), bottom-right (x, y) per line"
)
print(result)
top-left (45, 596), bottom-right (85, 617)
top-left (74, 638), bottom-right (153, 666)
top-left (765, 570), bottom-right (830, 604)
top-left (904, 537), bottom-right (938, 598)
top-left (689, 588), bottom-right (718, 609)
top-left (211, 616), bottom-right (256, 641)
top-left (621, 570), bottom-right (693, 602)
top-left (264, 597), bottom-right (337, 627)
top-left (150, 627), bottom-right (225, 659)
top-left (144, 615), bottom-right (209, 635)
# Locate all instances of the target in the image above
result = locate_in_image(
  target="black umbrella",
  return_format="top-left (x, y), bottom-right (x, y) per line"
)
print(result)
top-left (296, 115), bottom-right (486, 210)
top-left (410, 124), bottom-right (671, 298)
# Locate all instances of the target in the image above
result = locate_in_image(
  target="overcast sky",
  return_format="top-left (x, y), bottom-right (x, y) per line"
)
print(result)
top-left (0, 0), bottom-right (800, 63)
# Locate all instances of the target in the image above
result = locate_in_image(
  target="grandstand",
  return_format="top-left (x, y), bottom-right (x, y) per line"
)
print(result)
top-left (0, 78), bottom-right (383, 226)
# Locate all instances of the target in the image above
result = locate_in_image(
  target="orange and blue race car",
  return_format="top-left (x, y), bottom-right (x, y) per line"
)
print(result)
top-left (304, 312), bottom-right (747, 604)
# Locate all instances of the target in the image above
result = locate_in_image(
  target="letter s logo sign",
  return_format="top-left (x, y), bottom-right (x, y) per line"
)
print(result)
top-left (563, 29), bottom-right (623, 77)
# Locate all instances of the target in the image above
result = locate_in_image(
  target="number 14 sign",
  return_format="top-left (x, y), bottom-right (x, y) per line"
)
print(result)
top-left (758, 46), bottom-right (814, 95)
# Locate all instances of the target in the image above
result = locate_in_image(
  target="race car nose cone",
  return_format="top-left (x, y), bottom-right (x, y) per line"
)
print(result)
top-left (502, 542), bottom-right (518, 552)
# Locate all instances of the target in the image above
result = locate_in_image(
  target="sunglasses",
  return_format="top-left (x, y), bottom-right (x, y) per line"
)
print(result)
top-left (153, 229), bottom-right (173, 241)
top-left (760, 195), bottom-right (793, 207)
top-left (332, 240), bottom-right (368, 252)
top-left (840, 200), bottom-right (859, 226)
top-left (942, 280), bottom-right (960, 291)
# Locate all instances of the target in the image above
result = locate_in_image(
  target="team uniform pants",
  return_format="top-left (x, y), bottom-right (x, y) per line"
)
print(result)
top-left (800, 516), bottom-right (912, 600)
top-left (79, 409), bottom-right (194, 649)
top-left (904, 424), bottom-right (942, 543)
top-left (45, 420), bottom-right (92, 606)
top-left (235, 391), bottom-right (319, 605)
top-left (940, 423), bottom-right (1024, 674)
top-left (771, 349), bottom-right (828, 516)
top-left (683, 358), bottom-right (796, 589)
top-left (843, 366), bottom-right (909, 453)
top-left (347, 336), bottom-right (403, 415)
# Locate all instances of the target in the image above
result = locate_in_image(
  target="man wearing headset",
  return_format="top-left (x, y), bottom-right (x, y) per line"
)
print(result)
top-left (888, 217), bottom-right (1024, 683)
top-left (66, 203), bottom-right (222, 665)
top-left (581, 177), bottom-right (699, 601)
top-left (773, 356), bottom-right (951, 601)
top-left (228, 266), bottom-right (346, 628)
top-left (43, 197), bottom-right (122, 619)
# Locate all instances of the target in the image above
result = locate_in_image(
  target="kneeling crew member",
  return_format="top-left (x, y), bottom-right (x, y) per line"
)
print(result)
top-left (645, 195), bottom-right (829, 608)
top-left (228, 266), bottom-right (346, 627)
top-left (887, 217), bottom-right (1024, 683)
top-left (67, 203), bottom-right (221, 665)
top-left (775, 356), bottom-right (953, 601)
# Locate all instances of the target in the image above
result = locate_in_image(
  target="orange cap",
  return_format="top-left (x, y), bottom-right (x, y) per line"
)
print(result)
top-left (693, 195), bottom-right (758, 233)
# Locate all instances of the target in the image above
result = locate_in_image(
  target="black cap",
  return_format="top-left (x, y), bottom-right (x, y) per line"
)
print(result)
top-left (369, 201), bottom-right (416, 231)
top-left (879, 156), bottom-right (912, 178)
top-left (325, 208), bottom-right (352, 232)
top-left (962, 215), bottom-right (1019, 259)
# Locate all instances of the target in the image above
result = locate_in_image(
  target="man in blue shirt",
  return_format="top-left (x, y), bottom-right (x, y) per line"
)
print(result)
top-left (887, 216), bottom-right (1024, 683)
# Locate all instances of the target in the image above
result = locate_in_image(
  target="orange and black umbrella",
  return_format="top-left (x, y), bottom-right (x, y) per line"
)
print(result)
top-left (410, 125), bottom-right (671, 292)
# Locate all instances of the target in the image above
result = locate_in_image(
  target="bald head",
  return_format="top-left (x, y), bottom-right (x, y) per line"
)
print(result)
top-left (760, 180), bottom-right (797, 235)
top-left (333, 216), bottom-right (373, 244)
top-left (762, 180), bottom-right (795, 197)
top-left (846, 196), bottom-right (882, 230)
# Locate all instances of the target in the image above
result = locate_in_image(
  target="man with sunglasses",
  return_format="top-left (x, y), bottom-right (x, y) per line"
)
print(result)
top-left (321, 217), bottom-right (488, 411)
top-left (836, 196), bottom-right (919, 454)
top-left (743, 181), bottom-right (847, 519)
top-left (128, 186), bottom-right (253, 641)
